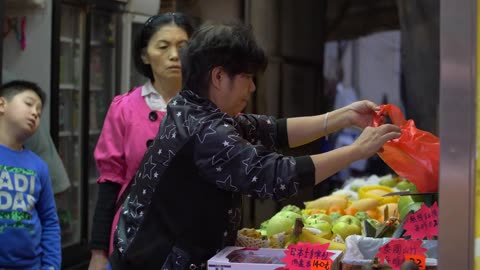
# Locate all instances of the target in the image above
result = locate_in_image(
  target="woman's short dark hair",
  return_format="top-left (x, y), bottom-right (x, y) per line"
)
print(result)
top-left (180, 23), bottom-right (267, 97)
top-left (0, 80), bottom-right (46, 106)
top-left (133, 12), bottom-right (195, 82)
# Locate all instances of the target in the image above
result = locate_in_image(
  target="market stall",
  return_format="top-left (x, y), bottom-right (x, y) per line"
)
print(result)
top-left (222, 172), bottom-right (438, 269)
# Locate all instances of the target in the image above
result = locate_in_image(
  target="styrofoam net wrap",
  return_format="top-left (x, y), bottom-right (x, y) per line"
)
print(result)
top-left (236, 230), bottom-right (270, 248)
top-left (342, 235), bottom-right (438, 267)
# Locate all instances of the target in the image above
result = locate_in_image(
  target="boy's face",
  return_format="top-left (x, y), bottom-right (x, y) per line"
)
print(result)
top-left (0, 89), bottom-right (43, 137)
top-left (216, 73), bottom-right (256, 116)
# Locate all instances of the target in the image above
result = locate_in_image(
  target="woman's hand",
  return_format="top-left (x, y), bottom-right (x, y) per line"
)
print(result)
top-left (352, 124), bottom-right (402, 160)
top-left (88, 250), bottom-right (109, 270)
top-left (345, 100), bottom-right (384, 128)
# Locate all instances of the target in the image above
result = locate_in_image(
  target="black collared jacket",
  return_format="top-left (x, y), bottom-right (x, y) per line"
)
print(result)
top-left (110, 90), bottom-right (315, 270)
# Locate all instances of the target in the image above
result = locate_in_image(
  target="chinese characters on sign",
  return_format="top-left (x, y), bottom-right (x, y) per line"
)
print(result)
top-left (376, 239), bottom-right (427, 270)
top-left (403, 202), bottom-right (439, 240)
top-left (282, 242), bottom-right (334, 270)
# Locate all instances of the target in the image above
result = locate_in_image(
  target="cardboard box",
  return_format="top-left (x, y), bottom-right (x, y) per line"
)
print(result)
top-left (208, 246), bottom-right (343, 270)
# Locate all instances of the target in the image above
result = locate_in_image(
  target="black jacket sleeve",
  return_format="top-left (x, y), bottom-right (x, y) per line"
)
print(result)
top-left (89, 181), bottom-right (121, 251)
top-left (194, 117), bottom-right (315, 201)
top-left (234, 114), bottom-right (289, 150)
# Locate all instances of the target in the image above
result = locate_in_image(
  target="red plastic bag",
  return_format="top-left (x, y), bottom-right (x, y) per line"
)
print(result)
top-left (372, 104), bottom-right (440, 192)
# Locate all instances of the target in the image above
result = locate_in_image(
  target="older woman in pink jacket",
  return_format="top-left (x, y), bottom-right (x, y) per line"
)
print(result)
top-left (88, 13), bottom-right (194, 270)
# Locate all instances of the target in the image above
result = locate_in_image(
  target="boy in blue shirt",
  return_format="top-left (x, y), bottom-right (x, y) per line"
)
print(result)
top-left (0, 80), bottom-right (61, 269)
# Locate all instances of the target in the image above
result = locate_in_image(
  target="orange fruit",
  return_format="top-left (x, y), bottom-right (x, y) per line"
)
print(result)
top-left (344, 207), bottom-right (358, 216)
top-left (366, 209), bottom-right (379, 220)
top-left (327, 205), bottom-right (345, 215)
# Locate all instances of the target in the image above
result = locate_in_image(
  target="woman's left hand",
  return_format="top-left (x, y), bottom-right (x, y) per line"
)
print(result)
top-left (346, 100), bottom-right (383, 128)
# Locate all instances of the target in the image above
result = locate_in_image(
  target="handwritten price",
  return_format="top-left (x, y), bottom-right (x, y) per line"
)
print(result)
top-left (311, 259), bottom-right (331, 270)
top-left (404, 254), bottom-right (426, 270)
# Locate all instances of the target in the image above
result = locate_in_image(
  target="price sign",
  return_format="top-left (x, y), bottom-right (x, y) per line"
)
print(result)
top-left (403, 202), bottom-right (439, 240)
top-left (404, 254), bottom-right (426, 270)
top-left (310, 259), bottom-right (332, 270)
top-left (376, 239), bottom-right (427, 270)
top-left (282, 242), bottom-right (334, 270)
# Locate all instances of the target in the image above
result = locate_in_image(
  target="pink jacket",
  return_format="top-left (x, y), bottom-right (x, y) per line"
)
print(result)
top-left (94, 85), bottom-right (165, 253)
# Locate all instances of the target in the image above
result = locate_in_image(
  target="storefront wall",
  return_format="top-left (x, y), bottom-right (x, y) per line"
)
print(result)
top-left (439, 0), bottom-right (477, 269)
top-left (2, 2), bottom-right (53, 128)
top-left (476, 0), bottom-right (480, 268)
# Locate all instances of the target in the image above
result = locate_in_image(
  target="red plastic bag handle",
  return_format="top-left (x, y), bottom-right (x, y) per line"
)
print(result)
top-left (372, 104), bottom-right (407, 127)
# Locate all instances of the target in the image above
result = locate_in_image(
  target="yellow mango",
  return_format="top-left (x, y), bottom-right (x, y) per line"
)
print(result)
top-left (304, 195), bottom-right (348, 210)
top-left (348, 198), bottom-right (380, 211)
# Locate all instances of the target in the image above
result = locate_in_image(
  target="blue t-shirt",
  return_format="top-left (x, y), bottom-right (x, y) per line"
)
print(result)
top-left (0, 144), bottom-right (61, 270)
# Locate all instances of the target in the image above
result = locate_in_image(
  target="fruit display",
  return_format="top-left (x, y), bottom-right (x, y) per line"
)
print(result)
top-left (236, 174), bottom-right (426, 252)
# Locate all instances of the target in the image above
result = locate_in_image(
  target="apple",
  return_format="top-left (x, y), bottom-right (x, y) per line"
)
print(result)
top-left (379, 178), bottom-right (397, 187)
top-left (329, 212), bottom-right (342, 224)
top-left (304, 218), bottom-right (332, 233)
top-left (332, 220), bottom-right (361, 241)
top-left (354, 211), bottom-right (369, 221)
top-left (335, 215), bottom-right (361, 227)
top-left (396, 180), bottom-right (416, 191)
top-left (306, 213), bottom-right (331, 223)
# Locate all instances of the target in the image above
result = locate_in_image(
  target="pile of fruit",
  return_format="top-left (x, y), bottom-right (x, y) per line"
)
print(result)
top-left (237, 175), bottom-right (424, 251)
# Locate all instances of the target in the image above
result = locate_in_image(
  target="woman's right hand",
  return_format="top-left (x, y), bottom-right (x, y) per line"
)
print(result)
top-left (88, 250), bottom-right (109, 270)
top-left (352, 124), bottom-right (402, 159)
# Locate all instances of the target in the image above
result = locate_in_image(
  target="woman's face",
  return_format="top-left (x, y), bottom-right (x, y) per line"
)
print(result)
top-left (142, 24), bottom-right (188, 82)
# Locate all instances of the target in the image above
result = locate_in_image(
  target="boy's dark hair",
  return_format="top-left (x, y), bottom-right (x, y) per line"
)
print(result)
top-left (180, 23), bottom-right (268, 97)
top-left (133, 12), bottom-right (195, 82)
top-left (0, 80), bottom-right (46, 105)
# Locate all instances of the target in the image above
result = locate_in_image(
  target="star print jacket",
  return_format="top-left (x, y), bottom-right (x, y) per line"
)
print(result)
top-left (109, 90), bottom-right (315, 270)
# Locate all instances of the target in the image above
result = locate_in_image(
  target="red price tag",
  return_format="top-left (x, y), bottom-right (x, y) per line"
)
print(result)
top-left (403, 202), bottom-right (438, 240)
top-left (310, 259), bottom-right (332, 270)
top-left (376, 239), bottom-right (427, 270)
top-left (282, 242), bottom-right (334, 270)
top-left (404, 254), bottom-right (426, 270)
